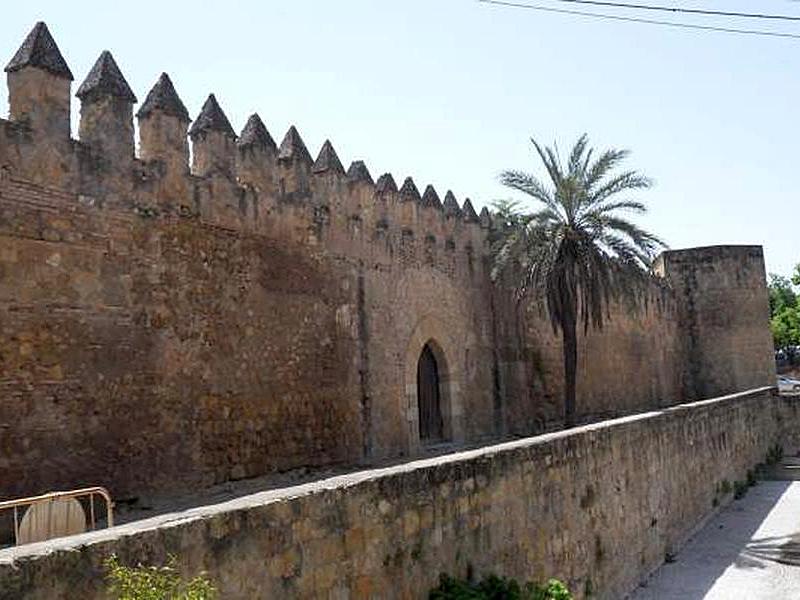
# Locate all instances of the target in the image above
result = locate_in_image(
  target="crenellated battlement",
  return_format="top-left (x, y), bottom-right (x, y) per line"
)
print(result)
top-left (0, 22), bottom-right (489, 281)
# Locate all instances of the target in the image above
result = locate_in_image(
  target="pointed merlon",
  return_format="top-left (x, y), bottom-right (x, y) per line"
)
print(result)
top-left (421, 185), bottom-right (442, 210)
top-left (443, 190), bottom-right (462, 218)
top-left (76, 50), bottom-right (136, 103)
top-left (277, 125), bottom-right (313, 164)
top-left (136, 73), bottom-right (190, 122)
top-left (479, 206), bottom-right (492, 227)
top-left (347, 160), bottom-right (373, 184)
top-left (238, 113), bottom-right (276, 151)
top-left (375, 173), bottom-right (397, 194)
top-left (399, 177), bottom-right (421, 201)
top-left (462, 198), bottom-right (479, 223)
top-left (189, 94), bottom-right (236, 139)
top-left (312, 140), bottom-right (345, 175)
top-left (5, 22), bottom-right (73, 80)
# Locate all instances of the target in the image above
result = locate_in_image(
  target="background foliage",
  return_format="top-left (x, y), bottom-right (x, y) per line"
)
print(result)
top-left (768, 264), bottom-right (800, 350)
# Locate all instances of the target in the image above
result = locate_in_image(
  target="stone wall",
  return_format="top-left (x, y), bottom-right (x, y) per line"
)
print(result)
top-left (513, 284), bottom-right (683, 431)
top-left (0, 23), bottom-right (501, 500)
top-left (0, 171), bottom-right (495, 500)
top-left (0, 177), bottom-right (365, 499)
top-left (0, 387), bottom-right (790, 600)
top-left (0, 21), bottom-right (776, 506)
top-left (654, 245), bottom-right (775, 401)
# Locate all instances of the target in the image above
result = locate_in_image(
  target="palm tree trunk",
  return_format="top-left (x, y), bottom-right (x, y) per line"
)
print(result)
top-left (562, 304), bottom-right (578, 428)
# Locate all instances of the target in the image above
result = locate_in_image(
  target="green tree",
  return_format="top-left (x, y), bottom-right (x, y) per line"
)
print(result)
top-left (768, 274), bottom-right (797, 315)
top-left (491, 134), bottom-right (664, 426)
top-left (768, 270), bottom-right (800, 350)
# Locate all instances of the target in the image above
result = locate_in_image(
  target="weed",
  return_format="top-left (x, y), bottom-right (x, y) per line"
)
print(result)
top-left (733, 480), bottom-right (748, 500)
top-left (105, 555), bottom-right (216, 600)
top-left (430, 573), bottom-right (573, 600)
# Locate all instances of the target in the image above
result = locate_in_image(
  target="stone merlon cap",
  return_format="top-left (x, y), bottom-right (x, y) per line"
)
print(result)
top-left (76, 51), bottom-right (137, 104)
top-left (399, 177), bottom-right (421, 201)
top-left (278, 125), bottom-right (313, 164)
top-left (347, 160), bottom-right (373, 184)
top-left (189, 94), bottom-right (236, 139)
top-left (479, 206), bottom-right (492, 227)
top-left (462, 198), bottom-right (479, 222)
top-left (238, 114), bottom-right (276, 151)
top-left (136, 73), bottom-right (190, 122)
top-left (443, 190), bottom-right (462, 217)
top-left (375, 173), bottom-right (397, 194)
top-left (5, 22), bottom-right (73, 80)
top-left (421, 185), bottom-right (442, 209)
top-left (312, 140), bottom-right (345, 175)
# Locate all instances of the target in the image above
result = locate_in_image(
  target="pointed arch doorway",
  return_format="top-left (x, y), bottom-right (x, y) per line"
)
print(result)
top-left (417, 343), bottom-right (444, 442)
top-left (403, 318), bottom-right (465, 454)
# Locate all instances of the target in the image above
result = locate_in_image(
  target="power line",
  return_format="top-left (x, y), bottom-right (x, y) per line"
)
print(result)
top-left (478, 0), bottom-right (800, 40)
top-left (517, 0), bottom-right (800, 22)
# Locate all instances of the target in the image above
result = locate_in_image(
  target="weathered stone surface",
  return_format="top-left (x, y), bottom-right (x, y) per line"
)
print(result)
top-left (655, 245), bottom-right (774, 400)
top-left (277, 125), bottom-right (312, 164)
top-left (346, 160), bottom-right (373, 185)
top-left (421, 184), bottom-right (442, 210)
top-left (399, 176), bottom-right (420, 201)
top-left (136, 73), bottom-right (189, 122)
top-left (237, 113), bottom-right (275, 151)
top-left (76, 51), bottom-right (136, 104)
top-left (0, 22), bottom-right (776, 541)
top-left (479, 206), bottom-right (491, 228)
top-left (375, 173), bottom-right (397, 194)
top-left (312, 139), bottom-right (345, 175)
top-left (443, 190), bottom-right (461, 218)
top-left (5, 22), bottom-right (73, 80)
top-left (188, 94), bottom-right (235, 139)
top-left (0, 389), bottom-right (794, 600)
top-left (462, 198), bottom-right (479, 222)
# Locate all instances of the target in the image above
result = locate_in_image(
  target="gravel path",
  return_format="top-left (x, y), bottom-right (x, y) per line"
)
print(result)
top-left (631, 481), bottom-right (800, 599)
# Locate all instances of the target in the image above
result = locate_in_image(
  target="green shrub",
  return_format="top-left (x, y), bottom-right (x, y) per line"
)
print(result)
top-left (105, 555), bottom-right (216, 600)
top-left (733, 480), bottom-right (748, 500)
top-left (429, 573), bottom-right (572, 600)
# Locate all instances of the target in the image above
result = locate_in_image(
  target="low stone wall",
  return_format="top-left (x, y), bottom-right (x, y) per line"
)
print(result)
top-left (0, 387), bottom-right (791, 600)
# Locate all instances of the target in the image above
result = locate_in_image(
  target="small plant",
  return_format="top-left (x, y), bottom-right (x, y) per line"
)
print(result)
top-left (719, 479), bottom-right (732, 495)
top-left (105, 555), bottom-right (216, 600)
top-left (733, 480), bottom-right (748, 500)
top-left (746, 469), bottom-right (757, 487)
top-left (430, 573), bottom-right (572, 600)
top-left (766, 444), bottom-right (784, 465)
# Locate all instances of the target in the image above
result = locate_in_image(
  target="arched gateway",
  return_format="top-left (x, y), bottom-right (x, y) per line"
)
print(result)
top-left (403, 317), bottom-right (465, 453)
top-left (417, 343), bottom-right (445, 442)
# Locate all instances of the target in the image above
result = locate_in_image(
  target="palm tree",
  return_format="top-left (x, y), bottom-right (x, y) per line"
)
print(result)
top-left (491, 134), bottom-right (665, 427)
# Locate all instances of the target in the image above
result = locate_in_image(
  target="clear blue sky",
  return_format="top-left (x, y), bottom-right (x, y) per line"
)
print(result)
top-left (1, 1), bottom-right (796, 275)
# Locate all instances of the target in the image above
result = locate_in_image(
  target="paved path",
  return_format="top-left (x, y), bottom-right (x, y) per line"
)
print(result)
top-left (631, 481), bottom-right (800, 599)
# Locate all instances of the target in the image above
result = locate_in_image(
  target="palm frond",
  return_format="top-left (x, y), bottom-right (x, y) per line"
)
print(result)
top-left (585, 148), bottom-right (629, 188)
top-left (588, 171), bottom-right (653, 205)
top-left (491, 134), bottom-right (666, 333)
top-left (567, 134), bottom-right (590, 178)
top-left (498, 170), bottom-right (561, 214)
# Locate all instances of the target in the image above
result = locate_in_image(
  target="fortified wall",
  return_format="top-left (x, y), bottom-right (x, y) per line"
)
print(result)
top-left (1, 388), bottom-right (794, 600)
top-left (0, 23), bottom-right (775, 504)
